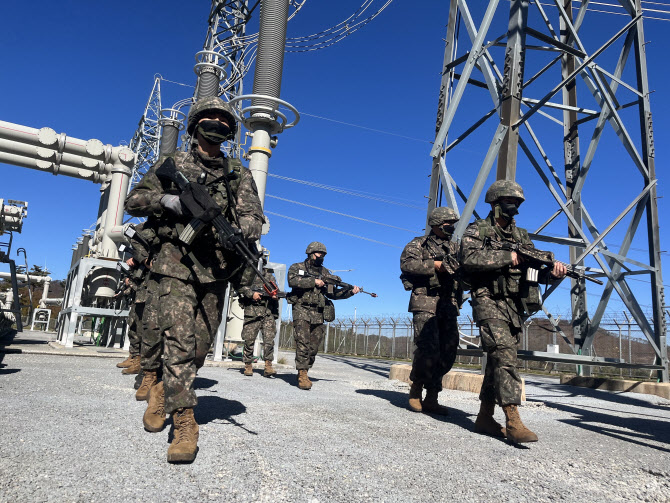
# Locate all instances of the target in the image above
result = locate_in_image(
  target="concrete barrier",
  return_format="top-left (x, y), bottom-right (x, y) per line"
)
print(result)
top-left (389, 364), bottom-right (526, 401)
top-left (560, 375), bottom-right (670, 400)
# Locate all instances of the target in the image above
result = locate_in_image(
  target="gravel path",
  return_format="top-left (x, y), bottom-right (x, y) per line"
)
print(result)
top-left (1, 350), bottom-right (669, 502)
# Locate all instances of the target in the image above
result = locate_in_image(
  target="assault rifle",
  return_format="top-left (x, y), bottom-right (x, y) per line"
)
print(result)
top-left (298, 269), bottom-right (378, 298)
top-left (155, 157), bottom-right (279, 297)
top-left (484, 239), bottom-right (603, 285)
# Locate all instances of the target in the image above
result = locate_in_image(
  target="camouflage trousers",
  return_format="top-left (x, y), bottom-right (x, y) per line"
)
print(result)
top-left (409, 304), bottom-right (459, 392)
top-left (478, 319), bottom-right (522, 406)
top-left (292, 320), bottom-right (325, 371)
top-left (127, 301), bottom-right (143, 357)
top-left (156, 275), bottom-right (226, 414)
top-left (140, 276), bottom-right (162, 371)
top-left (241, 314), bottom-right (276, 363)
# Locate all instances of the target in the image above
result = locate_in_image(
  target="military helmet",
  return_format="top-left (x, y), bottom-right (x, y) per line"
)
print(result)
top-left (428, 207), bottom-right (459, 226)
top-left (305, 241), bottom-right (327, 255)
top-left (187, 96), bottom-right (238, 139)
top-left (484, 180), bottom-right (525, 204)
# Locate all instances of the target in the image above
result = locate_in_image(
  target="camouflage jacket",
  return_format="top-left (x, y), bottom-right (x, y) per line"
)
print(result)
top-left (460, 213), bottom-right (534, 328)
top-left (125, 149), bottom-right (264, 285)
top-left (128, 221), bottom-right (159, 266)
top-left (400, 232), bottom-right (462, 314)
top-left (238, 270), bottom-right (279, 319)
top-left (287, 259), bottom-right (354, 324)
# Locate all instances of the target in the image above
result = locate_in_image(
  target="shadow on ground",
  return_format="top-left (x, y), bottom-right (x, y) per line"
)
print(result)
top-left (319, 354), bottom-right (393, 378)
top-left (194, 377), bottom-right (218, 390)
top-left (196, 395), bottom-right (257, 435)
top-left (355, 388), bottom-right (476, 430)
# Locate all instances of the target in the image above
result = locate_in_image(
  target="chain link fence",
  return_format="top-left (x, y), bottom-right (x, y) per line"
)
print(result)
top-left (278, 312), bottom-right (663, 378)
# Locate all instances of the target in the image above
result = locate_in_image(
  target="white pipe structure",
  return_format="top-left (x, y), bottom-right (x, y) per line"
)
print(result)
top-left (0, 199), bottom-right (28, 234)
top-left (0, 272), bottom-right (58, 308)
top-left (0, 120), bottom-right (135, 258)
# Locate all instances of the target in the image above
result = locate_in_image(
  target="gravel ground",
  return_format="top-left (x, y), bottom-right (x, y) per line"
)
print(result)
top-left (1, 350), bottom-right (669, 503)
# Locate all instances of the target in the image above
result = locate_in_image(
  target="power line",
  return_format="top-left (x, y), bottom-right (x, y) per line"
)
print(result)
top-left (267, 174), bottom-right (427, 210)
top-left (265, 211), bottom-right (403, 249)
top-left (300, 112), bottom-right (433, 144)
top-left (266, 194), bottom-right (418, 232)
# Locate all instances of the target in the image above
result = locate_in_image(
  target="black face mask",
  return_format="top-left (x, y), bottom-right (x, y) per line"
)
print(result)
top-left (441, 224), bottom-right (456, 235)
top-left (311, 257), bottom-right (324, 267)
top-left (496, 202), bottom-right (519, 221)
top-left (196, 120), bottom-right (231, 144)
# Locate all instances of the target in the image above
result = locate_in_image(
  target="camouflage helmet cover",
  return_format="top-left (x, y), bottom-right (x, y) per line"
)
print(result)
top-left (187, 96), bottom-right (238, 139)
top-left (484, 180), bottom-right (525, 204)
top-left (428, 207), bottom-right (459, 226)
top-left (305, 241), bottom-right (327, 255)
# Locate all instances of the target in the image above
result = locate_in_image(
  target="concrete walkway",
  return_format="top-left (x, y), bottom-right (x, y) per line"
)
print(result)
top-left (1, 331), bottom-right (669, 502)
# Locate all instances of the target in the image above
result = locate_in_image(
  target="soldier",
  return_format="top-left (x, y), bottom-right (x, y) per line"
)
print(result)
top-left (115, 274), bottom-right (142, 374)
top-left (287, 242), bottom-right (360, 390)
top-left (237, 264), bottom-right (280, 378)
top-left (125, 96), bottom-right (264, 463)
top-left (460, 180), bottom-right (566, 444)
top-left (116, 222), bottom-right (156, 378)
top-left (400, 207), bottom-right (462, 415)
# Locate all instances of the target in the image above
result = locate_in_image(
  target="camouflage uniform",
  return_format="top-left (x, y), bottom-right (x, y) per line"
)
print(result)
top-left (238, 269), bottom-right (279, 363)
top-left (460, 213), bottom-right (535, 406)
top-left (122, 280), bottom-right (141, 357)
top-left (125, 149), bottom-right (263, 414)
top-left (124, 222), bottom-right (156, 359)
top-left (400, 232), bottom-right (462, 392)
top-left (287, 259), bottom-right (354, 370)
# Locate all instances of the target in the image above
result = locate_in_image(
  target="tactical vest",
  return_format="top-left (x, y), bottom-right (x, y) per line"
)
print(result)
top-left (400, 235), bottom-right (462, 302)
top-left (464, 218), bottom-right (541, 315)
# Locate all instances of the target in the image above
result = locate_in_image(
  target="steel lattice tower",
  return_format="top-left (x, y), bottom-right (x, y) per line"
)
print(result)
top-left (428, 0), bottom-right (667, 381)
top-left (127, 75), bottom-right (162, 191)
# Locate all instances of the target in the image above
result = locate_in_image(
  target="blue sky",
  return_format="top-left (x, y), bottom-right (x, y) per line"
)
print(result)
top-left (1, 1), bottom-right (667, 321)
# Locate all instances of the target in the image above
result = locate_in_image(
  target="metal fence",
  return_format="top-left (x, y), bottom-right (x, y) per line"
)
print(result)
top-left (278, 312), bottom-right (663, 378)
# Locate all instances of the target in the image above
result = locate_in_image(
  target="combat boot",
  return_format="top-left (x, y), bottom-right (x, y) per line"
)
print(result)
top-left (297, 369), bottom-right (312, 390)
top-left (116, 355), bottom-right (134, 368)
top-left (167, 408), bottom-right (199, 464)
top-left (244, 363), bottom-right (254, 376)
top-left (263, 360), bottom-right (276, 377)
top-left (121, 356), bottom-right (141, 375)
top-left (503, 404), bottom-right (538, 444)
top-left (408, 381), bottom-right (423, 412)
top-left (135, 370), bottom-right (158, 401)
top-left (474, 401), bottom-right (506, 438)
top-left (143, 381), bottom-right (166, 432)
top-left (422, 389), bottom-right (449, 416)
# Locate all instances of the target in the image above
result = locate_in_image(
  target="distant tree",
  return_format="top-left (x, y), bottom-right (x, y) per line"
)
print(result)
top-left (29, 265), bottom-right (50, 277)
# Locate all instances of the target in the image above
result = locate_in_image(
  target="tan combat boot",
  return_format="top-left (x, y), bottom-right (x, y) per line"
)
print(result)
top-left (408, 381), bottom-right (423, 412)
top-left (116, 355), bottom-right (135, 368)
top-left (503, 404), bottom-right (538, 444)
top-left (422, 389), bottom-right (449, 416)
top-left (167, 408), bottom-right (199, 463)
top-left (121, 356), bottom-right (141, 375)
top-left (135, 370), bottom-right (158, 401)
top-left (263, 360), bottom-right (276, 377)
top-left (474, 401), bottom-right (506, 438)
top-left (143, 381), bottom-right (166, 432)
top-left (244, 363), bottom-right (254, 376)
top-left (297, 369), bottom-right (312, 390)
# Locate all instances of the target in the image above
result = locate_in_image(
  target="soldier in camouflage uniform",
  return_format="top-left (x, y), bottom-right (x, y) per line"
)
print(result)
top-left (116, 222), bottom-right (155, 375)
top-left (287, 242), bottom-right (360, 390)
top-left (115, 275), bottom-right (142, 374)
top-left (238, 265), bottom-right (280, 377)
top-left (124, 221), bottom-right (163, 402)
top-left (400, 207), bottom-right (462, 415)
top-left (125, 96), bottom-right (264, 463)
top-left (460, 180), bottom-right (565, 444)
